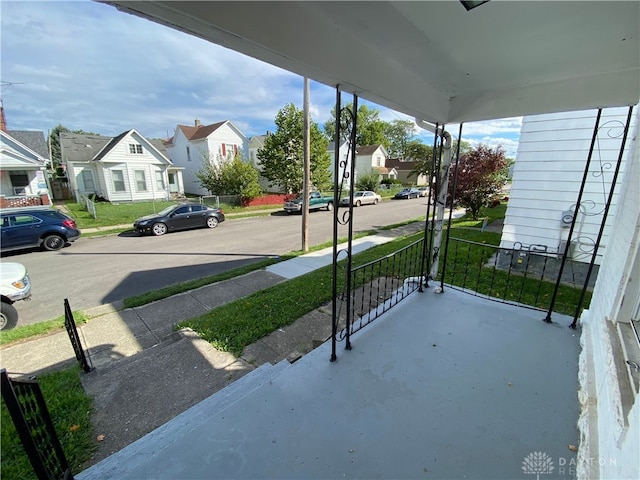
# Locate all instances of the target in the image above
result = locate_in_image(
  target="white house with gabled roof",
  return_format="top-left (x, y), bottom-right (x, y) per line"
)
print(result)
top-left (61, 129), bottom-right (183, 202)
top-left (164, 119), bottom-right (248, 196)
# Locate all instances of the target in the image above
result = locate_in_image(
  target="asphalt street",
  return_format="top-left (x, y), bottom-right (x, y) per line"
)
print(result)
top-left (2, 199), bottom-right (432, 326)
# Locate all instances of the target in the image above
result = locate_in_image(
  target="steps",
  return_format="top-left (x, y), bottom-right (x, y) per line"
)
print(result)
top-left (77, 329), bottom-right (292, 477)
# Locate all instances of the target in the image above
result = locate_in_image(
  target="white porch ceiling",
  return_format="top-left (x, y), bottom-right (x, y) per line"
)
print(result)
top-left (103, 1), bottom-right (639, 124)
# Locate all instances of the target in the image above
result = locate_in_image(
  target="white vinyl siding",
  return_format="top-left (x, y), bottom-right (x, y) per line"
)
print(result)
top-left (500, 107), bottom-right (636, 265)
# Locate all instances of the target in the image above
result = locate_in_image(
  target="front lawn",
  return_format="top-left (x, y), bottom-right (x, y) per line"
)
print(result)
top-left (64, 200), bottom-right (174, 229)
top-left (1, 367), bottom-right (95, 480)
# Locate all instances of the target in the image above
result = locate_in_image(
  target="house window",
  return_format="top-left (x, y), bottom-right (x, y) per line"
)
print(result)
top-left (155, 171), bottom-right (165, 191)
top-left (135, 170), bottom-right (147, 192)
top-left (376, 156), bottom-right (381, 166)
top-left (112, 170), bottom-right (126, 192)
top-left (129, 143), bottom-right (143, 154)
top-left (186, 146), bottom-right (191, 162)
top-left (9, 171), bottom-right (29, 195)
top-left (80, 170), bottom-right (95, 192)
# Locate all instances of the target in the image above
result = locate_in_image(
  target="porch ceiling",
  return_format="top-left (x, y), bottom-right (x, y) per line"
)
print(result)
top-left (103, 1), bottom-right (639, 123)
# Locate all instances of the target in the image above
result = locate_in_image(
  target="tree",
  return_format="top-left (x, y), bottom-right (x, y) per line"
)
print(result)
top-left (48, 124), bottom-right (98, 167)
top-left (450, 144), bottom-right (509, 220)
top-left (258, 103), bottom-right (331, 193)
top-left (355, 170), bottom-right (380, 192)
top-left (324, 103), bottom-right (388, 148)
top-left (384, 119), bottom-right (417, 159)
top-left (407, 141), bottom-right (435, 180)
top-left (196, 153), bottom-right (262, 200)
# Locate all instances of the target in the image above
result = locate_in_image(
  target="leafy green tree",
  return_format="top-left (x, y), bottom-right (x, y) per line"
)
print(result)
top-left (324, 103), bottom-right (388, 148)
top-left (258, 103), bottom-right (331, 193)
top-left (48, 124), bottom-right (98, 167)
top-left (450, 144), bottom-right (509, 220)
top-left (384, 119), bottom-right (417, 159)
top-left (407, 141), bottom-right (435, 180)
top-left (196, 153), bottom-right (262, 199)
top-left (355, 170), bottom-right (380, 192)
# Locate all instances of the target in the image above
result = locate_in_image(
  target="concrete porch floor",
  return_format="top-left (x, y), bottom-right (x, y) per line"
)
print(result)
top-left (78, 287), bottom-right (581, 480)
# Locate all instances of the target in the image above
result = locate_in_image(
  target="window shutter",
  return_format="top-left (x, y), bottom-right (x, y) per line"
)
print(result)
top-left (221, 144), bottom-right (226, 156)
top-left (234, 145), bottom-right (238, 155)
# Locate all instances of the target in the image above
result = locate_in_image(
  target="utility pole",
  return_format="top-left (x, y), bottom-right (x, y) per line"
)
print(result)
top-left (302, 77), bottom-right (310, 252)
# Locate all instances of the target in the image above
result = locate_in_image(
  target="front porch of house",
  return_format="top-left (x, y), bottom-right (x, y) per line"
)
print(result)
top-left (78, 287), bottom-right (581, 480)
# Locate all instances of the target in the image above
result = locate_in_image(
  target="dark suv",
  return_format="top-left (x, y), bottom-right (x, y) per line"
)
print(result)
top-left (1, 208), bottom-right (81, 252)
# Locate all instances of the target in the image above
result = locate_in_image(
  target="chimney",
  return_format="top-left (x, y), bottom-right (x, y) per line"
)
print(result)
top-left (0, 100), bottom-right (7, 132)
top-left (195, 118), bottom-right (201, 127)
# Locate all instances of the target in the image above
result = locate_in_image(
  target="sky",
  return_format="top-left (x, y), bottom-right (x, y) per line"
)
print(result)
top-left (1, 0), bottom-right (522, 157)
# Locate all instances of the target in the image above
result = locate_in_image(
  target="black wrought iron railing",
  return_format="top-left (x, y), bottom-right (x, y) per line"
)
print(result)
top-left (335, 238), bottom-right (426, 345)
top-left (439, 236), bottom-right (593, 315)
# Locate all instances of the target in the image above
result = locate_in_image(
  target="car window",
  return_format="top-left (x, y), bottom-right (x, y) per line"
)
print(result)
top-left (1, 216), bottom-right (10, 228)
top-left (174, 206), bottom-right (190, 215)
top-left (12, 215), bottom-right (39, 226)
top-left (191, 205), bottom-right (205, 212)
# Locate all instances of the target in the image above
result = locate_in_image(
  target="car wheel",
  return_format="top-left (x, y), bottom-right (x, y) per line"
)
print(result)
top-left (0, 302), bottom-right (18, 330)
top-left (355, 200), bottom-right (361, 207)
top-left (206, 217), bottom-right (219, 229)
top-left (374, 198), bottom-right (379, 205)
top-left (152, 223), bottom-right (168, 236)
top-left (326, 202), bottom-right (334, 211)
top-left (42, 234), bottom-right (65, 251)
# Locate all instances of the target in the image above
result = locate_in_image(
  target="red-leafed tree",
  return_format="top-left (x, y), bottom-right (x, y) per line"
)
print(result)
top-left (450, 144), bottom-right (509, 219)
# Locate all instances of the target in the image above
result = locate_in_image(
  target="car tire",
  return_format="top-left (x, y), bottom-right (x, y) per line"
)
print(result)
top-left (0, 302), bottom-right (18, 330)
top-left (152, 223), bottom-right (168, 236)
top-left (355, 200), bottom-right (361, 207)
top-left (326, 202), bottom-right (333, 211)
top-left (42, 234), bottom-right (65, 251)
top-left (374, 198), bottom-right (379, 205)
top-left (206, 217), bottom-right (219, 228)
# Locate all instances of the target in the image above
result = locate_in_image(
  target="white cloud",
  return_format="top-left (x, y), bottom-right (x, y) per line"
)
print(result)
top-left (1, 0), bottom-right (521, 154)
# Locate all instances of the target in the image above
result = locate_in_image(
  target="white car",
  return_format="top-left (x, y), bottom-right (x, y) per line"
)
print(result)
top-left (339, 191), bottom-right (382, 207)
top-left (0, 262), bottom-right (32, 330)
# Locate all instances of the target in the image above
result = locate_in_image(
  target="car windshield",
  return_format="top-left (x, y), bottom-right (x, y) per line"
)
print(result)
top-left (157, 205), bottom-right (179, 216)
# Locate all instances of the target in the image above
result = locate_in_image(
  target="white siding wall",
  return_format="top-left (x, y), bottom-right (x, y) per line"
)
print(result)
top-left (100, 132), bottom-right (170, 201)
top-left (166, 123), bottom-right (246, 196)
top-left (501, 107), bottom-right (636, 264)
top-left (577, 108), bottom-right (639, 480)
top-left (328, 142), bottom-right (352, 189)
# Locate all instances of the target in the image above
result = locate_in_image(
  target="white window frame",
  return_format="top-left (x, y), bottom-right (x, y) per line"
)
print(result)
top-left (129, 143), bottom-right (143, 154)
top-left (134, 170), bottom-right (148, 192)
top-left (155, 171), bottom-right (165, 191)
top-left (112, 170), bottom-right (126, 192)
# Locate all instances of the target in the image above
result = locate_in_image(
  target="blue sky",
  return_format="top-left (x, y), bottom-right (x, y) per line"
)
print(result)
top-left (1, 0), bottom-right (522, 157)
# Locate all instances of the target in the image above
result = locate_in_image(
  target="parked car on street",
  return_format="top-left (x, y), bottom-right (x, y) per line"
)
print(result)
top-left (339, 191), bottom-right (381, 207)
top-left (417, 187), bottom-right (429, 197)
top-left (393, 188), bottom-right (421, 200)
top-left (0, 262), bottom-right (31, 330)
top-left (283, 192), bottom-right (334, 214)
top-left (133, 202), bottom-right (225, 236)
top-left (0, 207), bottom-right (81, 252)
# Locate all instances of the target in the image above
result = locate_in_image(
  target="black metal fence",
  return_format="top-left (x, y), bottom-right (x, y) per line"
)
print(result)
top-left (1, 369), bottom-right (74, 480)
top-left (64, 299), bottom-right (92, 373)
top-left (334, 238), bottom-right (426, 348)
top-left (439, 236), bottom-right (593, 315)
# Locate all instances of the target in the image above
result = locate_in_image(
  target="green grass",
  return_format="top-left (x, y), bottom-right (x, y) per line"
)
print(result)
top-left (64, 200), bottom-right (175, 229)
top-left (1, 367), bottom-right (95, 479)
top-left (179, 231), bottom-right (435, 356)
top-left (0, 311), bottom-right (89, 346)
